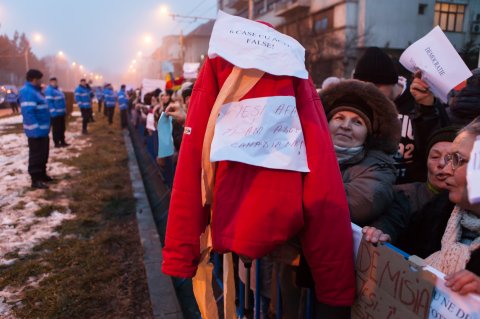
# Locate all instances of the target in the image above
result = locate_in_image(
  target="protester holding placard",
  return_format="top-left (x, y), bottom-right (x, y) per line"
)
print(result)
top-left (364, 117), bottom-right (480, 295)
top-left (366, 126), bottom-right (458, 247)
top-left (321, 79), bottom-right (400, 226)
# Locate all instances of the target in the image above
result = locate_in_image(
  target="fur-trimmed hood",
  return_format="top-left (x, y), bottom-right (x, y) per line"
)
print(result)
top-left (320, 79), bottom-right (401, 154)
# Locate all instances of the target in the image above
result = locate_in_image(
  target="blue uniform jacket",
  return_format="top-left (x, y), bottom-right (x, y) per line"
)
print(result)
top-left (44, 85), bottom-right (66, 118)
top-left (103, 88), bottom-right (116, 108)
top-left (19, 82), bottom-right (50, 138)
top-left (95, 88), bottom-right (104, 101)
top-left (118, 89), bottom-right (128, 111)
top-left (74, 85), bottom-right (92, 109)
top-left (6, 92), bottom-right (18, 103)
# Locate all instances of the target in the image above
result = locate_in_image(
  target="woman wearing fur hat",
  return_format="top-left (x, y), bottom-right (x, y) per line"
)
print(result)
top-left (321, 79), bottom-right (401, 226)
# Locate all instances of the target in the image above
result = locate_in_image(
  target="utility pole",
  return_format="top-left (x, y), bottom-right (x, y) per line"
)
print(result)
top-left (248, 0), bottom-right (253, 19)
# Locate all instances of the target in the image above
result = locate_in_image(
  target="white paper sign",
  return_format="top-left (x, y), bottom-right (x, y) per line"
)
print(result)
top-left (183, 63), bottom-right (200, 79)
top-left (211, 96), bottom-right (309, 172)
top-left (400, 26), bottom-right (472, 103)
top-left (468, 136), bottom-right (480, 205)
top-left (141, 78), bottom-right (166, 103)
top-left (425, 266), bottom-right (480, 319)
top-left (208, 10), bottom-right (308, 79)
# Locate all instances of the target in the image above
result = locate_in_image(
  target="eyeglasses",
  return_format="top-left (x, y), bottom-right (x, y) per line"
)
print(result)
top-left (444, 152), bottom-right (468, 171)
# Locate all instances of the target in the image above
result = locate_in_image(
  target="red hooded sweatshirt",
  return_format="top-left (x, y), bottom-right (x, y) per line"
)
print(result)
top-left (162, 56), bottom-right (355, 306)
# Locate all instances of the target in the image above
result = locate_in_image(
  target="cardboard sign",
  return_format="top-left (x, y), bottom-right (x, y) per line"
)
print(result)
top-left (351, 227), bottom-right (480, 319)
top-left (400, 26), bottom-right (472, 103)
top-left (208, 10), bottom-right (308, 79)
top-left (210, 96), bottom-right (309, 172)
top-left (352, 238), bottom-right (437, 319)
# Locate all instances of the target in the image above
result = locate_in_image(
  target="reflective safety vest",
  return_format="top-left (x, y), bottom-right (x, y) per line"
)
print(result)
top-left (45, 85), bottom-right (66, 118)
top-left (118, 89), bottom-right (128, 110)
top-left (103, 88), bottom-right (116, 108)
top-left (74, 85), bottom-right (92, 109)
top-left (19, 82), bottom-right (50, 138)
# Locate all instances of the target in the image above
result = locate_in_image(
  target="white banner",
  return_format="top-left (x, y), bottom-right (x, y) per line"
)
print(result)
top-left (183, 62), bottom-right (200, 79)
top-left (208, 10), bottom-right (308, 79)
top-left (211, 96), bottom-right (309, 172)
top-left (400, 26), bottom-right (472, 103)
top-left (141, 78), bottom-right (166, 103)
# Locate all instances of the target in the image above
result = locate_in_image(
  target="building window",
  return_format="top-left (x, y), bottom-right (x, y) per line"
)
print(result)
top-left (312, 8), bottom-right (334, 35)
top-left (418, 4), bottom-right (427, 15)
top-left (434, 2), bottom-right (465, 32)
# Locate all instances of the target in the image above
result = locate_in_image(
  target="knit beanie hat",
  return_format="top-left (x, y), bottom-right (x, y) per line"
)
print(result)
top-left (426, 126), bottom-right (460, 158)
top-left (327, 96), bottom-right (374, 133)
top-left (353, 47), bottom-right (398, 85)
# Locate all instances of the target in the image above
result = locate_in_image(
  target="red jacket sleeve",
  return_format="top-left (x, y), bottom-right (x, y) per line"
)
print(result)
top-left (296, 78), bottom-right (356, 306)
top-left (162, 58), bottom-right (220, 277)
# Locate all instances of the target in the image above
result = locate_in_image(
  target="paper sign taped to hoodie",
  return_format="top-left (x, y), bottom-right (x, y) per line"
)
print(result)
top-left (400, 26), bottom-right (472, 103)
top-left (208, 10), bottom-right (308, 80)
top-left (210, 96), bottom-right (309, 172)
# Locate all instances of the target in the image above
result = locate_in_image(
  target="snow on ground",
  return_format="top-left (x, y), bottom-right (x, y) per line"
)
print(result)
top-left (0, 114), bottom-right (89, 317)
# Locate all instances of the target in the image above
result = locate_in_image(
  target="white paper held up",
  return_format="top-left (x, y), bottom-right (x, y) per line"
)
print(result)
top-left (210, 96), bottom-right (309, 172)
top-left (208, 10), bottom-right (308, 79)
top-left (467, 136), bottom-right (480, 205)
top-left (400, 26), bottom-right (472, 103)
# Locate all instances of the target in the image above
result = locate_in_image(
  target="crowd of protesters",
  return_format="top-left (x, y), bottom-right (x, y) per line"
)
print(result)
top-left (141, 46), bottom-right (479, 318)
top-left (15, 42), bottom-right (480, 318)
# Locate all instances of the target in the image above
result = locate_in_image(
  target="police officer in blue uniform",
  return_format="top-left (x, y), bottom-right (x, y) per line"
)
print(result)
top-left (19, 69), bottom-right (52, 189)
top-left (45, 77), bottom-right (69, 147)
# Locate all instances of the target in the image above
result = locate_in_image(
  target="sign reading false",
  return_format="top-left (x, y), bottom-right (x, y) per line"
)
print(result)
top-left (208, 10), bottom-right (308, 79)
top-left (210, 96), bottom-right (309, 172)
top-left (400, 26), bottom-right (472, 103)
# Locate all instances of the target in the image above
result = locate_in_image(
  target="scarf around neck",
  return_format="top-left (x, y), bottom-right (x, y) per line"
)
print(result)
top-left (425, 206), bottom-right (480, 275)
top-left (334, 145), bottom-right (364, 164)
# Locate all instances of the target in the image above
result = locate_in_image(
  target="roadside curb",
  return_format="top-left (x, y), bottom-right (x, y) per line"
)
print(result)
top-left (123, 130), bottom-right (183, 319)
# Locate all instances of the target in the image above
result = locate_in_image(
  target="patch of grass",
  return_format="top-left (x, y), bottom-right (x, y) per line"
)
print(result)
top-left (1, 114), bottom-right (152, 318)
top-left (33, 205), bottom-right (66, 218)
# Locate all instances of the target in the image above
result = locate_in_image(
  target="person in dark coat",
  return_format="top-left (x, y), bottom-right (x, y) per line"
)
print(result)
top-left (321, 79), bottom-right (401, 226)
top-left (364, 117), bottom-right (480, 295)
top-left (367, 126), bottom-right (459, 245)
top-left (354, 47), bottom-right (449, 184)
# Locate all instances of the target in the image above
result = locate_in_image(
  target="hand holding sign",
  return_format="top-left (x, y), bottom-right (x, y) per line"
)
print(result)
top-left (410, 71), bottom-right (435, 106)
top-left (400, 26), bottom-right (472, 103)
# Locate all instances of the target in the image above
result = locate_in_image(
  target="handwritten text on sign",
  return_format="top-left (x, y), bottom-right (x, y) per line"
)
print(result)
top-left (400, 26), bottom-right (472, 103)
top-left (208, 10), bottom-right (308, 79)
top-left (210, 96), bottom-right (309, 172)
top-left (352, 239), bottom-right (437, 319)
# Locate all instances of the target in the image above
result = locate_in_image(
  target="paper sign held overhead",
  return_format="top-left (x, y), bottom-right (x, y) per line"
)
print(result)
top-left (208, 10), bottom-right (308, 79)
top-left (141, 78), bottom-right (166, 103)
top-left (400, 26), bottom-right (472, 103)
top-left (210, 96), bottom-right (309, 172)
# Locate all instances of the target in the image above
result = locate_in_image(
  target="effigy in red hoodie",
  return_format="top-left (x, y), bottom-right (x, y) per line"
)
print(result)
top-left (162, 10), bottom-right (355, 307)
